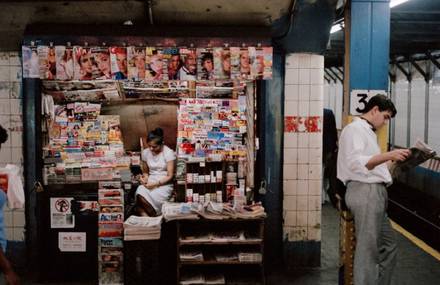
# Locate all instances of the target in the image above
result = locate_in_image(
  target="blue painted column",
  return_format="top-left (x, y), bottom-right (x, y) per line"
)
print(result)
top-left (349, 0), bottom-right (390, 92)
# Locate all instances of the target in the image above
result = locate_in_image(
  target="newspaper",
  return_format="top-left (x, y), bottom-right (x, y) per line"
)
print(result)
top-left (390, 139), bottom-right (436, 178)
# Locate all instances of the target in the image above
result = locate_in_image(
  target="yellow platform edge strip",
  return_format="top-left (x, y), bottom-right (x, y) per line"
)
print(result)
top-left (390, 219), bottom-right (440, 261)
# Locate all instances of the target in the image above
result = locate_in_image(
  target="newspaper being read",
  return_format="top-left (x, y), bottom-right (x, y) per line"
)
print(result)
top-left (390, 139), bottom-right (437, 178)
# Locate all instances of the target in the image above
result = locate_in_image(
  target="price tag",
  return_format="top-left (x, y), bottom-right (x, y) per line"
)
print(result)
top-left (199, 161), bottom-right (205, 167)
top-left (350, 89), bottom-right (388, 115)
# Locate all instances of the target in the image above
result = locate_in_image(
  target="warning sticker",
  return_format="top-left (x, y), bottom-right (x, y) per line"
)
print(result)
top-left (50, 197), bottom-right (75, 228)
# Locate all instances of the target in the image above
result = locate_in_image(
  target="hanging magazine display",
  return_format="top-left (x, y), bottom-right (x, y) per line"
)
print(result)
top-left (110, 47), bottom-right (128, 80)
top-left (22, 45), bottom-right (40, 78)
top-left (55, 45), bottom-right (74, 80)
top-left (197, 48), bottom-right (214, 80)
top-left (38, 45), bottom-right (56, 80)
top-left (127, 46), bottom-right (146, 81)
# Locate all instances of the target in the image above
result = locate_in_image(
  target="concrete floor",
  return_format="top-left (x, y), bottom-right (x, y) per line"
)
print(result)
top-left (1, 204), bottom-right (439, 285)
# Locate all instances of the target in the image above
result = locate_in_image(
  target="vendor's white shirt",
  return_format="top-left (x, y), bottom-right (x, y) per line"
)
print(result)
top-left (337, 117), bottom-right (392, 185)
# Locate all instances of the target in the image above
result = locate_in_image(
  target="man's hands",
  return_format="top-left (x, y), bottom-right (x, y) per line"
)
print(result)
top-left (387, 148), bottom-right (411, 162)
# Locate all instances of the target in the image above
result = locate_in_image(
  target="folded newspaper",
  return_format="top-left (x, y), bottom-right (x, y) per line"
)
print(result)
top-left (389, 139), bottom-right (436, 178)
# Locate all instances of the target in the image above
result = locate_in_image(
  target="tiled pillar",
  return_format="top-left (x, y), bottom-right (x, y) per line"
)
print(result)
top-left (0, 51), bottom-right (25, 242)
top-left (283, 53), bottom-right (324, 267)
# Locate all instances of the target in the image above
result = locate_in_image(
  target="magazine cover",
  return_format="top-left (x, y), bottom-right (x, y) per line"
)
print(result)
top-left (127, 46), bottom-right (146, 81)
top-left (38, 45), bottom-right (56, 80)
top-left (110, 47), bottom-right (128, 80)
top-left (239, 47), bottom-right (250, 80)
top-left (229, 47), bottom-right (241, 80)
top-left (213, 47), bottom-right (230, 80)
top-left (55, 46), bottom-right (74, 80)
top-left (249, 47), bottom-right (264, 80)
top-left (91, 47), bottom-right (111, 79)
top-left (73, 46), bottom-right (97, 80)
top-left (145, 47), bottom-right (168, 81)
top-left (22, 45), bottom-right (40, 78)
top-left (164, 47), bottom-right (181, 80)
top-left (197, 48), bottom-right (214, 80)
top-left (263, 47), bottom-right (273, 79)
top-left (178, 48), bottom-right (197, 81)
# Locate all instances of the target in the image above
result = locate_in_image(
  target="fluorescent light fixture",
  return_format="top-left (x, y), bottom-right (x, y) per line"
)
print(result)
top-left (330, 24), bottom-right (342, 34)
top-left (390, 0), bottom-right (410, 8)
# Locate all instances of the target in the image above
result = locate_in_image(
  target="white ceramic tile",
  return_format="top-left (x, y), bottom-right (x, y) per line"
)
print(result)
top-left (284, 148), bottom-right (297, 164)
top-left (10, 99), bottom-right (21, 115)
top-left (6, 227), bottom-right (13, 240)
top-left (284, 101), bottom-right (298, 116)
top-left (285, 84), bottom-right (299, 101)
top-left (10, 131), bottom-right (22, 147)
top-left (0, 115), bottom-right (10, 128)
top-left (0, 146), bottom-right (11, 163)
top-left (298, 54), bottom-right (311, 68)
top-left (309, 133), bottom-right (322, 148)
top-left (297, 179), bottom-right (308, 195)
top-left (0, 67), bottom-right (9, 81)
top-left (309, 100), bottom-right (323, 116)
top-left (0, 99), bottom-right (10, 114)
top-left (0, 82), bottom-right (9, 98)
top-left (284, 210), bottom-right (297, 226)
top-left (309, 164), bottom-right (322, 180)
top-left (4, 211), bottom-right (12, 227)
top-left (309, 148), bottom-right (322, 164)
top-left (297, 210), bottom-right (308, 226)
top-left (283, 164), bottom-right (297, 180)
top-left (308, 195), bottom-right (321, 211)
top-left (283, 196), bottom-right (297, 211)
top-left (311, 68), bottom-right (324, 85)
top-left (9, 66), bottom-right (21, 82)
top-left (299, 69), bottom-right (310, 84)
top-left (13, 228), bottom-right (24, 241)
top-left (297, 148), bottom-right (309, 164)
top-left (309, 179), bottom-right (322, 195)
top-left (298, 133), bottom-right (309, 148)
top-left (9, 52), bottom-right (21, 66)
top-left (11, 82), bottom-right (21, 99)
top-left (10, 115), bottom-right (23, 132)
top-left (288, 226), bottom-right (307, 241)
top-left (299, 101), bottom-right (309, 116)
top-left (11, 147), bottom-right (22, 164)
top-left (284, 132), bottom-right (298, 148)
top-left (297, 196), bottom-right (308, 211)
top-left (307, 210), bottom-right (321, 228)
top-left (0, 53), bottom-right (9, 65)
top-left (310, 55), bottom-right (324, 69)
top-left (298, 164), bottom-right (309, 180)
top-left (286, 54), bottom-right (299, 69)
top-left (307, 227), bottom-right (321, 241)
top-left (284, 179), bottom-right (298, 196)
top-left (285, 69), bottom-right (299, 85)
top-left (310, 84), bottom-right (324, 101)
top-left (12, 211), bottom-right (25, 227)
top-left (299, 84), bottom-right (310, 101)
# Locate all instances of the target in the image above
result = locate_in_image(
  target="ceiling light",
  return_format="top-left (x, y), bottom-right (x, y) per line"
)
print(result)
top-left (390, 0), bottom-right (410, 8)
top-left (330, 24), bottom-right (342, 34)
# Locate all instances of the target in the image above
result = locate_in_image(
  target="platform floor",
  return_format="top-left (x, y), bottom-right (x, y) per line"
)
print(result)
top-left (2, 204), bottom-right (439, 285)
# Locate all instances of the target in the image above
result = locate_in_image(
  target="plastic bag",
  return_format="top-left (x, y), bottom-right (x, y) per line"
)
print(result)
top-left (0, 164), bottom-right (25, 209)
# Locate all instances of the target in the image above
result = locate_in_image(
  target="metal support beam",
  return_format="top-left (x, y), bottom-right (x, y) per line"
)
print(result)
top-left (409, 57), bottom-right (429, 82)
top-left (325, 69), bottom-right (337, 83)
top-left (425, 52), bottom-right (440, 70)
top-left (336, 67), bottom-right (344, 78)
top-left (395, 62), bottom-right (411, 82)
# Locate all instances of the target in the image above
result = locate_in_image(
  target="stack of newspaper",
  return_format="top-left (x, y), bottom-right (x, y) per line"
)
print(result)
top-left (123, 215), bottom-right (163, 241)
top-left (162, 202), bottom-right (200, 221)
top-left (180, 273), bottom-right (225, 285)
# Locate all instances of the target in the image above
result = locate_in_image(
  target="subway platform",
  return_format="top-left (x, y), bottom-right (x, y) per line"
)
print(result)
top-left (2, 204), bottom-right (439, 285)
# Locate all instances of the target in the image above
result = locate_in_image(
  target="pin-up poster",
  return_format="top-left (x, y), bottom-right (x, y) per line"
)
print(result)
top-left (22, 45), bottom-right (39, 78)
top-left (197, 48), bottom-right (214, 80)
top-left (213, 47), bottom-right (230, 80)
top-left (127, 46), bottom-right (146, 81)
top-left (38, 46), bottom-right (56, 80)
top-left (55, 46), bottom-right (74, 80)
top-left (110, 47), bottom-right (128, 80)
top-left (178, 48), bottom-right (197, 81)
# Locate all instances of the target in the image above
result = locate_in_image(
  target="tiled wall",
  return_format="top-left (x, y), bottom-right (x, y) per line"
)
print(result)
top-left (283, 53), bottom-right (324, 242)
top-left (0, 51), bottom-right (25, 242)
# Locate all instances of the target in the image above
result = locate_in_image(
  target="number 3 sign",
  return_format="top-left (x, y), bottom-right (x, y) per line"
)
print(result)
top-left (350, 89), bottom-right (388, 115)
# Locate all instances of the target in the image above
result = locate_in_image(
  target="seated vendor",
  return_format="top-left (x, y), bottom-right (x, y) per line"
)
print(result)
top-left (135, 128), bottom-right (176, 216)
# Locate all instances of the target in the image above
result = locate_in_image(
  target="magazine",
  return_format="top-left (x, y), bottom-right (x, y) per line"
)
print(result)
top-left (389, 139), bottom-right (436, 178)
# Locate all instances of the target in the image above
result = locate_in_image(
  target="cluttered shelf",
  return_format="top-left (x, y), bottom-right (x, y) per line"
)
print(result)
top-left (180, 260), bottom-right (262, 266)
top-left (179, 239), bottom-right (262, 245)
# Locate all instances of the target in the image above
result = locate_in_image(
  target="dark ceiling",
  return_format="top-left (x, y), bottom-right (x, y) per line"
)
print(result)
top-left (325, 0), bottom-right (440, 67)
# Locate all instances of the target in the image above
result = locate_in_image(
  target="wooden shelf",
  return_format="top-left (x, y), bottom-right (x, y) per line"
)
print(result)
top-left (180, 260), bottom-right (262, 265)
top-left (179, 239), bottom-right (262, 246)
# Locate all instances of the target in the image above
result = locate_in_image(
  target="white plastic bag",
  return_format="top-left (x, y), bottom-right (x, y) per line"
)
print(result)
top-left (0, 164), bottom-right (25, 209)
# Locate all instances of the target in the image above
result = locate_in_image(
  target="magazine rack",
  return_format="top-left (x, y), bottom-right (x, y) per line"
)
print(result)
top-left (176, 218), bottom-right (265, 285)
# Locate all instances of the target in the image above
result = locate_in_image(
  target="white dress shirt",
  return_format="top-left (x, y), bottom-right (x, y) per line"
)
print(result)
top-left (337, 117), bottom-right (392, 185)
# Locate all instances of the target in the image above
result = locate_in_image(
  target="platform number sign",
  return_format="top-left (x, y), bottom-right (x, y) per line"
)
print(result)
top-left (350, 89), bottom-right (388, 115)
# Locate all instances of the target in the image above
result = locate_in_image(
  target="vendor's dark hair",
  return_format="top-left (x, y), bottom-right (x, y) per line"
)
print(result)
top-left (362, 94), bottom-right (397, 117)
top-left (0, 125), bottom-right (8, 144)
top-left (147, 127), bottom-right (164, 145)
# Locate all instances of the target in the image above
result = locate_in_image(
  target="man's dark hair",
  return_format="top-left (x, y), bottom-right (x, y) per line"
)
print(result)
top-left (363, 94), bottom-right (397, 117)
top-left (0, 125), bottom-right (8, 144)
